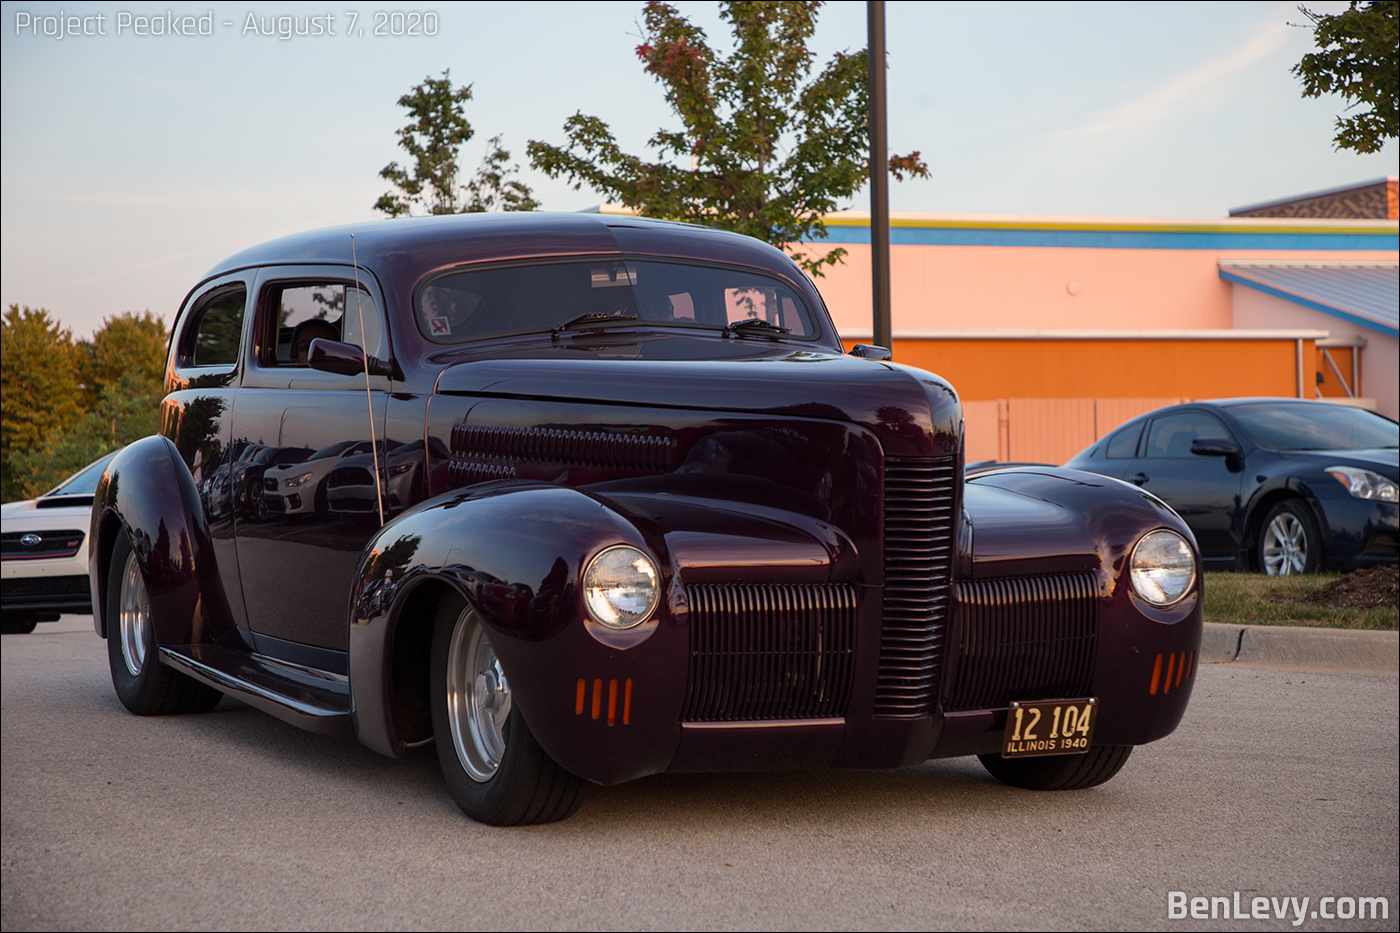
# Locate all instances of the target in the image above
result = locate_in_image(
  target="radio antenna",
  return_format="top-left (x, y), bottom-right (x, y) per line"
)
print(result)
top-left (350, 233), bottom-right (386, 527)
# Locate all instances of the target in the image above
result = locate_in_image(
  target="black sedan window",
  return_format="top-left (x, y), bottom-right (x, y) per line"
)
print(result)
top-left (417, 259), bottom-right (816, 343)
top-left (1105, 424), bottom-right (1142, 459)
top-left (1230, 403), bottom-right (1399, 450)
top-left (1145, 413), bottom-right (1235, 458)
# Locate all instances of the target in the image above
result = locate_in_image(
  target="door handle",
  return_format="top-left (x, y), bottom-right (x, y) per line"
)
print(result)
top-left (1130, 472), bottom-right (1149, 486)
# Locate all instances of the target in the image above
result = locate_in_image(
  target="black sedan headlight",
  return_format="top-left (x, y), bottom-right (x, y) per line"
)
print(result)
top-left (1129, 529), bottom-right (1196, 607)
top-left (1326, 466), bottom-right (1399, 502)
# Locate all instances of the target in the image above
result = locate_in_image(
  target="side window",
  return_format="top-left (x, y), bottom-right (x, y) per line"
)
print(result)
top-left (181, 287), bottom-right (246, 368)
top-left (1105, 424), bottom-right (1143, 459)
top-left (264, 283), bottom-right (382, 366)
top-left (1145, 413), bottom-right (1235, 458)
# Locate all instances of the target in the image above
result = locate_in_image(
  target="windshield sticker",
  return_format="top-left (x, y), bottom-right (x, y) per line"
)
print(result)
top-left (428, 316), bottom-right (451, 336)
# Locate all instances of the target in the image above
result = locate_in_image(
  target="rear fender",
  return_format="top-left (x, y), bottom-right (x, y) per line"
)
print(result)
top-left (90, 435), bottom-right (240, 647)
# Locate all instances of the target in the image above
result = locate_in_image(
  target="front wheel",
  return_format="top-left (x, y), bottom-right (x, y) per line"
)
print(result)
top-left (105, 535), bottom-right (221, 715)
top-left (430, 600), bottom-right (589, 825)
top-left (1258, 500), bottom-right (1321, 575)
top-left (979, 746), bottom-right (1133, 790)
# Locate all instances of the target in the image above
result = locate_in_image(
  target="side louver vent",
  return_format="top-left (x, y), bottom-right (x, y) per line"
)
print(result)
top-left (947, 572), bottom-right (1099, 711)
top-left (683, 583), bottom-right (858, 722)
top-left (875, 459), bottom-right (957, 718)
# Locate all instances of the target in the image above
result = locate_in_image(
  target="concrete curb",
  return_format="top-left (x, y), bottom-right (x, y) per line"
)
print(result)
top-left (1201, 622), bottom-right (1398, 674)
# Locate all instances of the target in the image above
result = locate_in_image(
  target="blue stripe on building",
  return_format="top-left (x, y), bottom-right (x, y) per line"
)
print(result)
top-left (811, 225), bottom-right (1399, 251)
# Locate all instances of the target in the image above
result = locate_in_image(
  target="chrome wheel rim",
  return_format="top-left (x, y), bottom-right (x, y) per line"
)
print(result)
top-left (445, 607), bottom-right (510, 782)
top-left (118, 551), bottom-right (150, 676)
top-left (1262, 513), bottom-right (1307, 575)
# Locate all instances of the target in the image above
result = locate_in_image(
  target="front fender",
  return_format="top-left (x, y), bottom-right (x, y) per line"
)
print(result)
top-left (349, 479), bottom-right (855, 782)
top-left (348, 482), bottom-right (678, 779)
top-left (964, 467), bottom-right (1196, 578)
top-left (959, 467), bottom-right (1203, 747)
top-left (89, 435), bottom-right (239, 647)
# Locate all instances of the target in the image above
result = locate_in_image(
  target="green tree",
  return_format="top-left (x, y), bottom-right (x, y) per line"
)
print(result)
top-left (1, 306), bottom-right (81, 501)
top-left (1293, 1), bottom-right (1398, 153)
top-left (528, 1), bottom-right (927, 277)
top-left (76, 311), bottom-right (168, 410)
top-left (375, 71), bottom-right (540, 217)
top-left (10, 371), bottom-right (163, 498)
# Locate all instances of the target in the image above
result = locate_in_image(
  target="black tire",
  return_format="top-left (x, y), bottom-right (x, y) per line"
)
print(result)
top-left (430, 598), bottom-right (589, 825)
top-left (1257, 499), bottom-right (1322, 576)
top-left (106, 535), bottom-right (222, 716)
top-left (2, 613), bottom-right (39, 635)
top-left (979, 746), bottom-right (1133, 791)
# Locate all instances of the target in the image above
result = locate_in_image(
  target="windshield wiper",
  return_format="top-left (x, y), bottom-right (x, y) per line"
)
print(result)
top-left (553, 313), bottom-right (637, 337)
top-left (723, 318), bottom-right (790, 337)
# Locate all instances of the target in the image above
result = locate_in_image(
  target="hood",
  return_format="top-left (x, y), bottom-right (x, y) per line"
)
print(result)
top-left (433, 350), bottom-right (961, 460)
top-left (1285, 448), bottom-right (1399, 475)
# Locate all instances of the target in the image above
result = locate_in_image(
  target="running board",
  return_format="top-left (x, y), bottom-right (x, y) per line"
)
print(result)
top-left (159, 644), bottom-right (353, 737)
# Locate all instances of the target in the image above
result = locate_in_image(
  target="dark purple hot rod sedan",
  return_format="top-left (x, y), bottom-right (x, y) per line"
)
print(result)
top-left (91, 213), bottom-right (1201, 825)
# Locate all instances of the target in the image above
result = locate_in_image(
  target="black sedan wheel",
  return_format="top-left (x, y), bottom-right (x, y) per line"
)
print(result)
top-left (979, 746), bottom-right (1133, 790)
top-left (1258, 500), bottom-right (1321, 576)
top-left (106, 536), bottom-right (222, 715)
top-left (431, 600), bottom-right (589, 825)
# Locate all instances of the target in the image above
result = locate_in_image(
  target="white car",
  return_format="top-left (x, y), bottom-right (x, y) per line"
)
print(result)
top-left (1, 453), bottom-right (114, 633)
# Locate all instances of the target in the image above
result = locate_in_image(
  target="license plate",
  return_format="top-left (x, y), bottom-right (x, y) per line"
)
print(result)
top-left (1001, 698), bottom-right (1098, 758)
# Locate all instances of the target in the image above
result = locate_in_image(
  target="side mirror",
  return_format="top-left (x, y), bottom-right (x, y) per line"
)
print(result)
top-left (1190, 437), bottom-right (1241, 458)
top-left (848, 344), bottom-right (892, 361)
top-left (308, 339), bottom-right (392, 377)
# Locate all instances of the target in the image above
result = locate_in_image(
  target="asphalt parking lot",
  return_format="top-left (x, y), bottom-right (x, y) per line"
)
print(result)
top-left (2, 616), bottom-right (1397, 932)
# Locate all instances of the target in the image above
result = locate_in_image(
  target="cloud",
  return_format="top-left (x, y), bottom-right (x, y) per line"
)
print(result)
top-left (1039, 5), bottom-right (1293, 149)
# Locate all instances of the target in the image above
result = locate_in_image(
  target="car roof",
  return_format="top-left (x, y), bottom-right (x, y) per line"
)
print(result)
top-left (205, 212), bottom-right (806, 287)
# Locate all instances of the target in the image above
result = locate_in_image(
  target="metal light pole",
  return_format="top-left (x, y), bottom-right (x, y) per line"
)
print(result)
top-left (868, 1), bottom-right (892, 353)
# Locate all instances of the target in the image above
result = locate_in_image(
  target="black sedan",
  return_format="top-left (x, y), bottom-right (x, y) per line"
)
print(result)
top-left (1065, 399), bottom-right (1398, 575)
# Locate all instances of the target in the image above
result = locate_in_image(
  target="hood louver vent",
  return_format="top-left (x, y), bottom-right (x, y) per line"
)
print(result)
top-left (449, 423), bottom-right (675, 489)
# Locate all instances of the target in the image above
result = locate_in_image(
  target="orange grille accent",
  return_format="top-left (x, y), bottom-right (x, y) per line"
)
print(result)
top-left (575, 677), bottom-right (634, 725)
top-left (1150, 651), bottom-right (1197, 695)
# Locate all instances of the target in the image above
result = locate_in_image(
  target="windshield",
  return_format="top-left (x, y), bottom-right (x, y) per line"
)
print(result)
top-left (417, 259), bottom-right (818, 343)
top-left (44, 452), bottom-right (117, 498)
top-left (1229, 403), bottom-right (1399, 450)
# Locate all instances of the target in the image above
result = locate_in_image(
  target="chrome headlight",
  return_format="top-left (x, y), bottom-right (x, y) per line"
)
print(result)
top-left (1130, 529), bottom-right (1196, 607)
top-left (285, 471), bottom-right (313, 487)
top-left (1326, 466), bottom-right (1399, 502)
top-left (582, 545), bottom-right (660, 629)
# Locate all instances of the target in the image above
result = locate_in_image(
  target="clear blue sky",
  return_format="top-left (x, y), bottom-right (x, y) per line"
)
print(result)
top-left (2, 0), bottom-right (1394, 339)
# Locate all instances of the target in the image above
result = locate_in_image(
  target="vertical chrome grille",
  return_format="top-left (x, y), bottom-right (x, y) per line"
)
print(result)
top-left (947, 572), bottom-right (1099, 711)
top-left (875, 459), bottom-right (956, 718)
top-left (683, 583), bottom-right (858, 722)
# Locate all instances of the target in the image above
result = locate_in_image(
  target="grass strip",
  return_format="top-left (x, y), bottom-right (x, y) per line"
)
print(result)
top-left (1203, 572), bottom-right (1397, 631)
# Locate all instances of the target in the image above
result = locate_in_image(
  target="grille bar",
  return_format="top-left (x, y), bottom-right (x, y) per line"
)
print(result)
top-left (683, 583), bottom-right (858, 722)
top-left (1, 575), bottom-right (90, 598)
top-left (947, 572), bottom-right (1099, 711)
top-left (875, 459), bottom-right (956, 717)
top-left (2, 530), bottom-right (85, 561)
